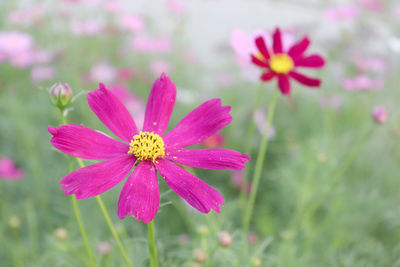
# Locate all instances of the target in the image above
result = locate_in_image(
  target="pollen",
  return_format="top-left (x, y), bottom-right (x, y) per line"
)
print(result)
top-left (269, 53), bottom-right (294, 74)
top-left (128, 131), bottom-right (165, 162)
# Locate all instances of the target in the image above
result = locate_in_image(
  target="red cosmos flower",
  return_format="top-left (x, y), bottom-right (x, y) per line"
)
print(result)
top-left (251, 28), bottom-right (325, 95)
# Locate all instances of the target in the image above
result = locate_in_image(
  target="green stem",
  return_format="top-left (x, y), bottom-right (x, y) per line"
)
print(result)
top-left (75, 158), bottom-right (133, 267)
top-left (61, 111), bottom-right (96, 267)
top-left (242, 89), bottom-right (279, 235)
top-left (147, 221), bottom-right (159, 267)
top-left (239, 84), bottom-right (264, 208)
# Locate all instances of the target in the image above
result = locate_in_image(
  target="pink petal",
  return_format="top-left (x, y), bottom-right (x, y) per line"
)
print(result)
top-left (117, 161), bottom-right (159, 223)
top-left (278, 74), bottom-right (291, 95)
top-left (294, 54), bottom-right (325, 68)
top-left (60, 155), bottom-right (135, 199)
top-left (272, 28), bottom-right (283, 54)
top-left (165, 147), bottom-right (250, 170)
top-left (288, 36), bottom-right (310, 57)
top-left (254, 36), bottom-right (270, 60)
top-left (290, 71), bottom-right (321, 87)
top-left (261, 71), bottom-right (275, 81)
top-left (155, 159), bottom-right (224, 213)
top-left (142, 73), bottom-right (176, 135)
top-left (251, 54), bottom-right (268, 68)
top-left (163, 99), bottom-right (232, 148)
top-left (87, 83), bottom-right (139, 142)
top-left (48, 125), bottom-right (129, 160)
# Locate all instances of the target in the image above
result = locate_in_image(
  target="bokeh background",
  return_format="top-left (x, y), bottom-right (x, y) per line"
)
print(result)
top-left (1, 0), bottom-right (400, 266)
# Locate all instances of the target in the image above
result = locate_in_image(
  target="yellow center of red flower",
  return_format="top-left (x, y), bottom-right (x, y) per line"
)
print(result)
top-left (128, 131), bottom-right (165, 162)
top-left (269, 54), bottom-right (294, 74)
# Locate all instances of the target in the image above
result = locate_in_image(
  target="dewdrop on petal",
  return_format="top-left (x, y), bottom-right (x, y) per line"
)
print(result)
top-left (193, 249), bottom-right (207, 263)
top-left (49, 82), bottom-right (73, 109)
top-left (9, 215), bottom-right (21, 228)
top-left (218, 231), bottom-right (233, 247)
top-left (372, 107), bottom-right (387, 124)
top-left (55, 227), bottom-right (68, 241)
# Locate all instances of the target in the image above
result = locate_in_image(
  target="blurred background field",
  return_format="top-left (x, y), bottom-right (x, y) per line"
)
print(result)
top-left (1, 0), bottom-right (400, 266)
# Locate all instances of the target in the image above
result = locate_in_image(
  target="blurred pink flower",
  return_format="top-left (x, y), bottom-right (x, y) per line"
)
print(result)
top-left (71, 20), bottom-right (102, 36)
top-left (117, 68), bottom-right (134, 81)
top-left (395, 5), bottom-right (400, 19)
top-left (319, 96), bottom-right (343, 110)
top-left (358, 0), bottom-right (384, 11)
top-left (103, 0), bottom-right (121, 13)
top-left (8, 7), bottom-right (45, 26)
top-left (352, 54), bottom-right (387, 73)
top-left (31, 66), bottom-right (55, 84)
top-left (167, 0), bottom-right (187, 16)
top-left (372, 107), bottom-right (387, 124)
top-left (0, 158), bottom-right (24, 180)
top-left (231, 170), bottom-right (251, 194)
top-left (0, 31), bottom-right (33, 58)
top-left (131, 35), bottom-right (172, 54)
top-left (90, 62), bottom-right (117, 84)
top-left (96, 242), bottom-right (111, 255)
top-left (109, 84), bottom-right (145, 128)
top-left (150, 60), bottom-right (172, 76)
top-left (9, 51), bottom-right (35, 69)
top-left (342, 75), bottom-right (384, 91)
top-left (200, 132), bottom-right (225, 148)
top-left (183, 50), bottom-right (197, 64)
top-left (324, 6), bottom-right (359, 21)
top-left (119, 14), bottom-right (145, 32)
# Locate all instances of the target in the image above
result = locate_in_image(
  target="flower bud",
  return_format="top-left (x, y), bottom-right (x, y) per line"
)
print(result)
top-left (372, 107), bottom-right (387, 124)
top-left (55, 227), bottom-right (68, 241)
top-left (218, 231), bottom-right (233, 247)
top-left (96, 241), bottom-right (111, 255)
top-left (9, 215), bottom-right (21, 228)
top-left (252, 257), bottom-right (262, 267)
top-left (49, 83), bottom-right (73, 109)
top-left (193, 249), bottom-right (207, 263)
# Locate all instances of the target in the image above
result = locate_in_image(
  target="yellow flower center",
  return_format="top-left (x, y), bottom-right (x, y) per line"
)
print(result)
top-left (269, 54), bottom-right (294, 74)
top-left (128, 131), bottom-right (165, 162)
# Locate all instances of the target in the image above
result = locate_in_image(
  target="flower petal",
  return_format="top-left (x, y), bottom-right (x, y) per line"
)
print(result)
top-left (142, 73), bottom-right (176, 135)
top-left (155, 159), bottom-right (224, 213)
top-left (261, 71), bottom-right (276, 81)
top-left (165, 147), bottom-right (251, 170)
top-left (288, 36), bottom-right (310, 58)
top-left (48, 125), bottom-right (129, 160)
top-left (60, 155), bottom-right (135, 199)
top-left (273, 28), bottom-right (283, 54)
top-left (290, 71), bottom-right (321, 87)
top-left (278, 74), bottom-right (291, 95)
top-left (87, 83), bottom-right (139, 142)
top-left (251, 54), bottom-right (268, 68)
top-left (295, 54), bottom-right (325, 68)
top-left (117, 161), bottom-right (159, 223)
top-left (163, 99), bottom-right (232, 148)
top-left (255, 36), bottom-right (270, 60)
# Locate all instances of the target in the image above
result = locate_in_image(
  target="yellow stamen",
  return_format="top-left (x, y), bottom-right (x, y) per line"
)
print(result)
top-left (269, 53), bottom-right (294, 74)
top-left (128, 131), bottom-right (165, 162)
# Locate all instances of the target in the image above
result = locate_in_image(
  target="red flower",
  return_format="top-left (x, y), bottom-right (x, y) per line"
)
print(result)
top-left (251, 28), bottom-right (325, 95)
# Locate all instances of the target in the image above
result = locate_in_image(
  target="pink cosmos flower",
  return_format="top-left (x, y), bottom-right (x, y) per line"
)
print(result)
top-left (0, 31), bottom-right (33, 59)
top-left (251, 28), bottom-right (325, 95)
top-left (167, 0), bottom-right (187, 16)
top-left (341, 75), bottom-right (384, 91)
top-left (324, 6), bottom-right (359, 21)
top-left (90, 62), bottom-right (117, 84)
top-left (119, 14), bottom-right (145, 32)
top-left (31, 66), bottom-right (55, 84)
top-left (358, 0), bottom-right (383, 11)
top-left (48, 73), bottom-right (250, 223)
top-left (319, 96), bottom-right (343, 110)
top-left (200, 132), bottom-right (225, 148)
top-left (231, 170), bottom-right (251, 194)
top-left (372, 107), bottom-right (387, 124)
top-left (131, 35), bottom-right (172, 54)
top-left (0, 157), bottom-right (24, 180)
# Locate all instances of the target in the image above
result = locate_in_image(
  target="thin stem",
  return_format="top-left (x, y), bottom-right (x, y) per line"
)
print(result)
top-left (242, 89), bottom-right (279, 235)
top-left (147, 221), bottom-right (159, 267)
top-left (239, 84), bottom-right (264, 208)
top-left (75, 158), bottom-right (133, 267)
top-left (61, 111), bottom-right (95, 267)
